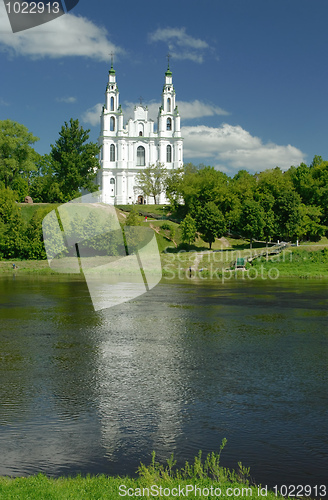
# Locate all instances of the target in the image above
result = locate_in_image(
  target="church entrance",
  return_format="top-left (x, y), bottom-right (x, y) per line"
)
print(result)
top-left (137, 195), bottom-right (144, 204)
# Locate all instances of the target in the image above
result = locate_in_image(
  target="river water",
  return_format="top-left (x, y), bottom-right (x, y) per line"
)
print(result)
top-left (0, 275), bottom-right (327, 491)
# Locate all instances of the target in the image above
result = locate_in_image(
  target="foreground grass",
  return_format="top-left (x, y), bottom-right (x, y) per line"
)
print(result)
top-left (0, 475), bottom-right (281, 500)
top-left (0, 445), bottom-right (285, 500)
top-left (251, 246), bottom-right (328, 278)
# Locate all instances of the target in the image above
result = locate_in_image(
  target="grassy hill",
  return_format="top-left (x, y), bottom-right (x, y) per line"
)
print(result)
top-left (18, 203), bottom-right (59, 222)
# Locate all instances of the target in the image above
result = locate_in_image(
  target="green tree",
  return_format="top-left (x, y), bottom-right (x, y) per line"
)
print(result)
top-left (308, 157), bottom-right (328, 226)
top-left (231, 170), bottom-right (257, 203)
top-left (29, 154), bottom-right (64, 203)
top-left (0, 119), bottom-right (39, 191)
top-left (49, 118), bottom-right (100, 201)
top-left (298, 205), bottom-right (326, 242)
top-left (125, 205), bottom-right (141, 226)
top-left (180, 214), bottom-right (197, 245)
top-left (274, 190), bottom-right (302, 241)
top-left (134, 162), bottom-right (167, 204)
top-left (181, 165), bottom-right (229, 216)
top-left (164, 167), bottom-right (184, 209)
top-left (238, 199), bottom-right (265, 249)
top-left (288, 163), bottom-right (314, 205)
top-left (196, 202), bottom-right (226, 250)
top-left (0, 187), bottom-right (28, 259)
top-left (25, 205), bottom-right (55, 259)
top-left (256, 167), bottom-right (293, 200)
top-left (257, 192), bottom-right (277, 247)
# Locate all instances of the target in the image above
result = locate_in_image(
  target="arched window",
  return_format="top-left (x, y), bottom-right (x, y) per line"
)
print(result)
top-left (110, 97), bottom-right (114, 111)
top-left (137, 146), bottom-right (145, 166)
top-left (110, 116), bottom-right (115, 131)
top-left (110, 144), bottom-right (115, 161)
top-left (167, 98), bottom-right (171, 112)
top-left (139, 131), bottom-right (143, 136)
top-left (110, 178), bottom-right (115, 184)
top-left (166, 118), bottom-right (172, 131)
top-left (166, 145), bottom-right (172, 163)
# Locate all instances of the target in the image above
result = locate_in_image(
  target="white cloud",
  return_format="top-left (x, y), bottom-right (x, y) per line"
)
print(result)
top-left (177, 100), bottom-right (229, 119)
top-left (56, 96), bottom-right (77, 103)
top-left (119, 99), bottom-right (228, 123)
top-left (149, 27), bottom-right (211, 63)
top-left (81, 103), bottom-right (102, 127)
top-left (0, 98), bottom-right (10, 106)
top-left (0, 2), bottom-right (124, 60)
top-left (182, 124), bottom-right (305, 173)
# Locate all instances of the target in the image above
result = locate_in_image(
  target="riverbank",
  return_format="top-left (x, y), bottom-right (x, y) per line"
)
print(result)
top-left (250, 245), bottom-right (328, 279)
top-left (2, 245), bottom-right (328, 279)
top-left (0, 448), bottom-right (285, 500)
top-left (162, 245), bottom-right (328, 280)
top-left (0, 260), bottom-right (61, 274)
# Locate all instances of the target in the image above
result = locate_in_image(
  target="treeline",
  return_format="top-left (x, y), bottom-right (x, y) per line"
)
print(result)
top-left (0, 118), bottom-right (99, 203)
top-left (163, 157), bottom-right (328, 248)
top-left (1, 118), bottom-right (328, 258)
top-left (0, 117), bottom-right (100, 260)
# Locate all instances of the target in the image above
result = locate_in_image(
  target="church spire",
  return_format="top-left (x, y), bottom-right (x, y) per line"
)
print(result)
top-left (158, 57), bottom-right (177, 136)
top-left (165, 53), bottom-right (172, 77)
top-left (164, 54), bottom-right (173, 87)
top-left (109, 53), bottom-right (116, 76)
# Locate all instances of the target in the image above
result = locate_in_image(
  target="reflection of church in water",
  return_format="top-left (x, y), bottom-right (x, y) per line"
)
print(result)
top-left (97, 61), bottom-right (183, 204)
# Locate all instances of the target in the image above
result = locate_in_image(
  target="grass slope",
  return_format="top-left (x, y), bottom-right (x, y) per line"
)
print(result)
top-left (18, 203), bottom-right (58, 222)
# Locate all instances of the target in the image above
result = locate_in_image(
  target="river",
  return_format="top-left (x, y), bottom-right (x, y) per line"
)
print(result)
top-left (0, 275), bottom-right (327, 492)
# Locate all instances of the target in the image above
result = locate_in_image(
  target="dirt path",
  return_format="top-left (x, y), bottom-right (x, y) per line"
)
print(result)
top-left (149, 223), bottom-right (160, 233)
top-left (150, 223), bottom-right (177, 247)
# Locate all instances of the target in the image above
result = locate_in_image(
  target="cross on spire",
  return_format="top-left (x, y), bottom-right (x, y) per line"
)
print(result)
top-left (167, 52), bottom-right (171, 69)
top-left (110, 52), bottom-right (114, 68)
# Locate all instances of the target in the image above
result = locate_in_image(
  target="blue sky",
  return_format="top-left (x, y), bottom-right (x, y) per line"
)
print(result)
top-left (0, 0), bottom-right (327, 176)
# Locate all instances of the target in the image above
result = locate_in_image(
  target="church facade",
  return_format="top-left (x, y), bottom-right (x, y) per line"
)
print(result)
top-left (97, 63), bottom-right (183, 204)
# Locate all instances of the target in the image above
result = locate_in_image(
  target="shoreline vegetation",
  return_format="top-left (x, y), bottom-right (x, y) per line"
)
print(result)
top-left (0, 444), bottom-right (287, 500)
top-left (2, 243), bottom-right (328, 280)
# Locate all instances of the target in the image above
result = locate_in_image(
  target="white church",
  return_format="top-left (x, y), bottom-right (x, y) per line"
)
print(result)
top-left (97, 62), bottom-right (183, 204)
